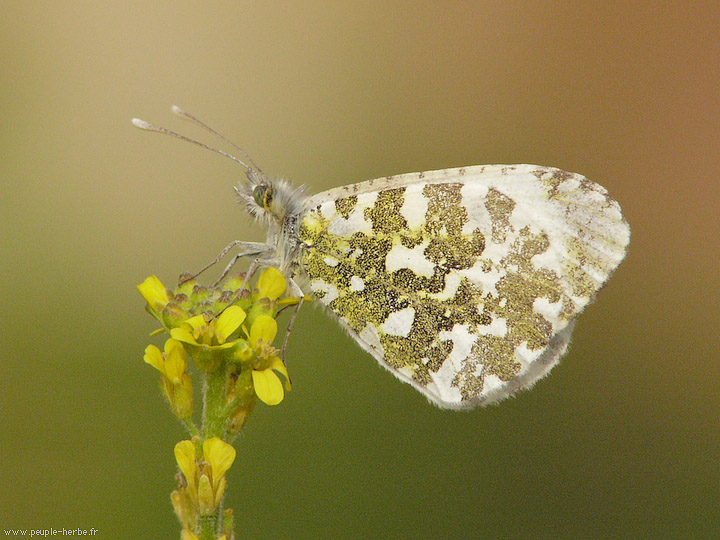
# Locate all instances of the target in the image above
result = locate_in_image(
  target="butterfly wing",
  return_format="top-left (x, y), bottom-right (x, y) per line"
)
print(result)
top-left (297, 165), bottom-right (629, 409)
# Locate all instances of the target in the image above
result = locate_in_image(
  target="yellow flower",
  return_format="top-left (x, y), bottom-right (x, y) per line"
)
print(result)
top-left (170, 306), bottom-right (248, 371)
top-left (137, 275), bottom-right (171, 317)
top-left (247, 315), bottom-right (290, 406)
top-left (175, 437), bottom-right (236, 516)
top-left (171, 305), bottom-right (246, 348)
top-left (144, 339), bottom-right (186, 383)
top-left (144, 339), bottom-right (193, 419)
top-left (202, 437), bottom-right (236, 511)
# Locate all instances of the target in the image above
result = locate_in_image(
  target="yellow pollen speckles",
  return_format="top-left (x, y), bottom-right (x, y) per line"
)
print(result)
top-left (295, 165), bottom-right (629, 408)
top-left (335, 195), bottom-right (358, 219)
top-left (423, 183), bottom-right (465, 237)
top-left (485, 188), bottom-right (516, 244)
top-left (535, 169), bottom-right (575, 199)
top-left (364, 188), bottom-right (408, 234)
top-left (299, 179), bottom-right (525, 395)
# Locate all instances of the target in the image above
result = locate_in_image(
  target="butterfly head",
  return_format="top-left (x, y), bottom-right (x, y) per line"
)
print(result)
top-left (235, 169), bottom-right (306, 227)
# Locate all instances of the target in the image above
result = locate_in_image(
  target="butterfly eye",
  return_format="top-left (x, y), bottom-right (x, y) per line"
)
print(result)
top-left (252, 184), bottom-right (273, 210)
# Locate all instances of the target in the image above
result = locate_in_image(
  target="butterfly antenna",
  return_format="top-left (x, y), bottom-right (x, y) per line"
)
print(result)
top-left (131, 117), bottom-right (253, 171)
top-left (171, 105), bottom-right (264, 176)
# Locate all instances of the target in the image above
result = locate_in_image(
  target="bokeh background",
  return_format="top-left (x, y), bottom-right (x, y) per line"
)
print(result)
top-left (1, 2), bottom-right (718, 539)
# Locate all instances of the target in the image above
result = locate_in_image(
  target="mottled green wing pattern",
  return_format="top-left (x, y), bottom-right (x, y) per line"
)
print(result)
top-left (297, 165), bottom-right (629, 409)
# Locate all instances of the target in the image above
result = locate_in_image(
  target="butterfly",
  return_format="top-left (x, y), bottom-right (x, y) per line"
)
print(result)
top-left (133, 107), bottom-right (630, 410)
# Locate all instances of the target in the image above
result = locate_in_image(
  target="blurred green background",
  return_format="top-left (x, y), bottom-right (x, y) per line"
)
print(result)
top-left (1, 2), bottom-right (718, 539)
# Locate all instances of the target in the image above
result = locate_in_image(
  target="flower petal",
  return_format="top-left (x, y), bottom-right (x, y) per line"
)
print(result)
top-left (202, 437), bottom-right (236, 481)
top-left (142, 344), bottom-right (165, 374)
top-left (215, 340), bottom-right (240, 349)
top-left (174, 440), bottom-right (197, 486)
top-left (164, 337), bottom-right (185, 355)
top-left (214, 305), bottom-right (247, 344)
top-left (197, 474), bottom-right (215, 514)
top-left (249, 315), bottom-right (277, 348)
top-left (256, 267), bottom-right (286, 300)
top-left (252, 368), bottom-right (284, 405)
top-left (170, 327), bottom-right (199, 345)
top-left (213, 475), bottom-right (227, 508)
top-left (137, 275), bottom-right (170, 311)
top-left (164, 339), bottom-right (187, 384)
top-left (268, 356), bottom-right (291, 390)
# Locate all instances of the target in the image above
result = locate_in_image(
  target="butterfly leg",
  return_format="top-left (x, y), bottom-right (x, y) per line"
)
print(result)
top-left (181, 240), bottom-right (247, 284)
top-left (279, 276), bottom-right (305, 361)
top-left (237, 255), bottom-right (266, 292)
top-left (214, 242), bottom-right (274, 286)
top-left (179, 240), bottom-right (272, 285)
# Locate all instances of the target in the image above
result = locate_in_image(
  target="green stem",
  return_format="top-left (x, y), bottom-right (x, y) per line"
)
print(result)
top-left (196, 515), bottom-right (217, 540)
top-left (203, 364), bottom-right (229, 440)
top-left (198, 366), bottom-right (230, 539)
top-left (220, 395), bottom-right (241, 418)
top-left (182, 418), bottom-right (200, 437)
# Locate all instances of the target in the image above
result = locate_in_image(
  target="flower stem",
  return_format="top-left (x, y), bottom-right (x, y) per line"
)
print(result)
top-left (203, 366), bottom-right (229, 440)
top-left (197, 515), bottom-right (218, 540)
top-left (182, 418), bottom-right (200, 437)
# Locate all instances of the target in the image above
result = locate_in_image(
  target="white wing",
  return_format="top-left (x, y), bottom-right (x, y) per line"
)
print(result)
top-left (297, 165), bottom-right (629, 409)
